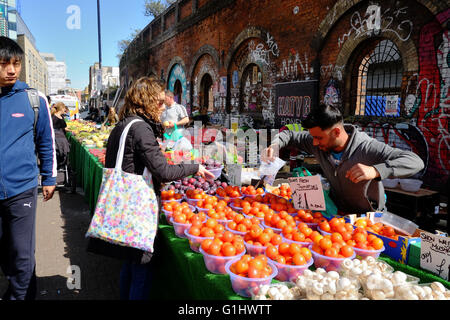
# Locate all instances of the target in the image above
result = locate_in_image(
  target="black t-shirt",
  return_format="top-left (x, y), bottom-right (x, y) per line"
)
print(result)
top-left (52, 115), bottom-right (67, 131)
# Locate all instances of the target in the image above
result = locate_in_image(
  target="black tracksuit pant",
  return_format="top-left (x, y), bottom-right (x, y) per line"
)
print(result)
top-left (0, 187), bottom-right (38, 300)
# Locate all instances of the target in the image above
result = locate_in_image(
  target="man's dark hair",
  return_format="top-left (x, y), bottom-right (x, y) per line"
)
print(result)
top-left (302, 104), bottom-right (344, 130)
top-left (0, 36), bottom-right (24, 62)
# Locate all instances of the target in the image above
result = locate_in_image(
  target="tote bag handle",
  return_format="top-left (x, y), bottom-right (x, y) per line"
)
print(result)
top-left (115, 119), bottom-right (143, 170)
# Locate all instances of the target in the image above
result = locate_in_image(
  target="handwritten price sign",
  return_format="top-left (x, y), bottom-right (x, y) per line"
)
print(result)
top-left (288, 176), bottom-right (326, 211)
top-left (420, 231), bottom-right (450, 281)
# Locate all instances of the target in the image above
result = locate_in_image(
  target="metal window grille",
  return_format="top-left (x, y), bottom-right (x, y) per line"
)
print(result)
top-left (353, 40), bottom-right (403, 117)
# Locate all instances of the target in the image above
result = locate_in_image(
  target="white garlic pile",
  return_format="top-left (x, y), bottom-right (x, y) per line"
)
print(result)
top-left (394, 282), bottom-right (450, 300)
top-left (253, 282), bottom-right (300, 300)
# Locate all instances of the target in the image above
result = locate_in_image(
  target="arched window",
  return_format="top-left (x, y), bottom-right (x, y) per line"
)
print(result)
top-left (200, 74), bottom-right (213, 112)
top-left (173, 79), bottom-right (182, 104)
top-left (240, 63), bottom-right (263, 113)
top-left (352, 40), bottom-right (403, 117)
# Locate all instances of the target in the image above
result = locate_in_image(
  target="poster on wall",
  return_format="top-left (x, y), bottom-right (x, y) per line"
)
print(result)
top-left (274, 80), bottom-right (318, 128)
top-left (385, 95), bottom-right (399, 116)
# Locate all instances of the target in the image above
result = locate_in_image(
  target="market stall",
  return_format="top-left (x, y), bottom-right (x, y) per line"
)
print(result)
top-left (66, 120), bottom-right (450, 300)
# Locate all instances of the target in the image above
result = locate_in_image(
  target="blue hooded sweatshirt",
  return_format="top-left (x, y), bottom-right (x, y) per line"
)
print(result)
top-left (0, 80), bottom-right (56, 199)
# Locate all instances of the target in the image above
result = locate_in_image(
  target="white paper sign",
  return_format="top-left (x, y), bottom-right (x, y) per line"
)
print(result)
top-left (420, 231), bottom-right (450, 281)
top-left (228, 164), bottom-right (242, 187)
top-left (385, 95), bottom-right (398, 115)
top-left (288, 176), bottom-right (326, 211)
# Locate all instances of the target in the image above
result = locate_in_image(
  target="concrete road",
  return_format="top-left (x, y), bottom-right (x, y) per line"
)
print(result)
top-left (0, 187), bottom-right (123, 300)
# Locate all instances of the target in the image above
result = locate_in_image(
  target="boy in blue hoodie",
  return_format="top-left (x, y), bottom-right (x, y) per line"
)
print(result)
top-left (0, 36), bottom-right (56, 300)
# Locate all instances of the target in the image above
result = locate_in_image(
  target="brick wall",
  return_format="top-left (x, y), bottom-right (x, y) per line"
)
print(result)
top-left (120, 0), bottom-right (449, 191)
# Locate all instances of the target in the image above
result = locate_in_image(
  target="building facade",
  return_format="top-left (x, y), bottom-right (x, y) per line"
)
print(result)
top-left (88, 63), bottom-right (120, 98)
top-left (16, 34), bottom-right (48, 95)
top-left (41, 53), bottom-right (67, 95)
top-left (0, 0), bottom-right (17, 40)
top-left (120, 0), bottom-right (449, 191)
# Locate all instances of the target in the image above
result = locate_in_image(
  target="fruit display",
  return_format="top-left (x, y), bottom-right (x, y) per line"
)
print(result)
top-left (165, 177), bottom-right (225, 197)
top-left (216, 185), bottom-right (243, 200)
top-left (89, 148), bottom-right (106, 165)
top-left (185, 218), bottom-right (226, 253)
top-left (231, 198), bottom-right (274, 219)
top-left (225, 254), bottom-right (278, 297)
top-left (199, 232), bottom-right (246, 274)
top-left (67, 120), bottom-right (112, 148)
top-left (293, 210), bottom-right (326, 226)
top-left (354, 217), bottom-right (400, 240)
top-left (243, 226), bottom-right (283, 256)
top-left (240, 185), bottom-right (265, 197)
top-left (161, 189), bottom-right (184, 202)
top-left (265, 184), bottom-right (292, 199)
top-left (262, 211), bottom-right (297, 233)
top-left (226, 213), bottom-right (261, 236)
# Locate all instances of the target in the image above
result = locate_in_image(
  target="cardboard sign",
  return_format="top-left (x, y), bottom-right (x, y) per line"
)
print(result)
top-left (231, 117), bottom-right (239, 133)
top-left (228, 164), bottom-right (242, 187)
top-left (420, 231), bottom-right (450, 281)
top-left (288, 176), bottom-right (326, 211)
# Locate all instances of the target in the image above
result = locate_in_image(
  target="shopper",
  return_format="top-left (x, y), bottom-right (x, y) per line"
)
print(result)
top-left (0, 36), bottom-right (57, 300)
top-left (87, 76), bottom-right (214, 300)
top-left (51, 102), bottom-right (71, 171)
top-left (101, 106), bottom-right (119, 127)
top-left (263, 104), bottom-right (425, 214)
top-left (160, 90), bottom-right (189, 135)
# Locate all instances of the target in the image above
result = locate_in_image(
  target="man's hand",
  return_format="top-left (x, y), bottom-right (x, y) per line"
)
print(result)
top-left (197, 165), bottom-right (215, 180)
top-left (42, 185), bottom-right (56, 201)
top-left (261, 144), bottom-right (279, 163)
top-left (345, 163), bottom-right (380, 184)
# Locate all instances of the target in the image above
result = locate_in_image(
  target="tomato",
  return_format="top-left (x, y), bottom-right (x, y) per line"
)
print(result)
top-left (234, 241), bottom-right (245, 254)
top-left (292, 253), bottom-right (306, 265)
top-left (221, 243), bottom-right (237, 256)
top-left (293, 231), bottom-right (306, 242)
top-left (324, 247), bottom-right (338, 258)
top-left (275, 255), bottom-right (286, 264)
top-left (340, 245), bottom-right (354, 258)
top-left (201, 239), bottom-right (213, 252)
top-left (353, 232), bottom-right (366, 243)
top-left (331, 232), bottom-right (343, 243)
top-left (319, 221), bottom-right (331, 232)
top-left (270, 234), bottom-right (283, 246)
top-left (207, 243), bottom-right (221, 255)
top-left (222, 231), bottom-right (234, 243)
top-left (258, 232), bottom-right (271, 245)
top-left (201, 227), bottom-right (215, 238)
top-left (265, 245), bottom-right (279, 260)
top-left (214, 223), bottom-right (225, 234)
top-left (278, 243), bottom-right (290, 255)
top-left (319, 237), bottom-right (333, 250)
top-left (300, 247), bottom-right (312, 261)
top-left (249, 225), bottom-right (263, 238)
top-left (371, 237), bottom-right (384, 250)
top-left (189, 226), bottom-right (201, 237)
top-left (289, 243), bottom-right (301, 256)
top-left (247, 266), bottom-right (261, 278)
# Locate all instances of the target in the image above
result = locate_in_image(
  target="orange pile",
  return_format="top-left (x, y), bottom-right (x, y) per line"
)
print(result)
top-left (318, 217), bottom-right (355, 241)
top-left (263, 211), bottom-right (296, 230)
top-left (228, 254), bottom-right (274, 278)
top-left (216, 186), bottom-right (242, 199)
top-left (161, 190), bottom-right (183, 201)
top-left (237, 199), bottom-right (274, 219)
top-left (293, 210), bottom-right (326, 224)
top-left (227, 213), bottom-right (261, 233)
top-left (269, 197), bottom-right (297, 214)
top-left (354, 218), bottom-right (399, 240)
top-left (265, 242), bottom-right (312, 266)
top-left (188, 218), bottom-right (225, 238)
top-left (240, 185), bottom-right (265, 197)
top-left (269, 184), bottom-right (292, 199)
top-left (243, 225), bottom-right (283, 247)
top-left (281, 222), bottom-right (318, 243)
top-left (172, 207), bottom-right (206, 225)
top-left (349, 227), bottom-right (384, 250)
top-left (310, 232), bottom-right (355, 258)
top-left (186, 189), bottom-right (207, 200)
top-left (200, 231), bottom-right (245, 256)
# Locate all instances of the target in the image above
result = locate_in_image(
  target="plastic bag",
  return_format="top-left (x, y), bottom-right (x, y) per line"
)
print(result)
top-left (259, 157), bottom-right (286, 185)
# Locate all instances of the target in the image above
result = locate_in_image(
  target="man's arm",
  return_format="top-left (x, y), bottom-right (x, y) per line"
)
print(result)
top-left (345, 138), bottom-right (425, 184)
top-left (263, 129), bottom-right (314, 162)
top-left (35, 93), bottom-right (57, 200)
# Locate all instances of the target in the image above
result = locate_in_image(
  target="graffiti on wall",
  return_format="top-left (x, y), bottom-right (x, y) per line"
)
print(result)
top-left (337, 4), bottom-right (413, 48)
top-left (323, 78), bottom-right (341, 107)
top-left (277, 50), bottom-right (312, 81)
top-left (168, 64), bottom-right (188, 111)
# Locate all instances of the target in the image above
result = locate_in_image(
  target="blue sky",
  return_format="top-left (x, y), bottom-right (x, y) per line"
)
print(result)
top-left (19, 0), bottom-right (151, 90)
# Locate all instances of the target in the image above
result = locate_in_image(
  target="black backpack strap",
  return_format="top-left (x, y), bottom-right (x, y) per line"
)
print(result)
top-left (26, 88), bottom-right (41, 142)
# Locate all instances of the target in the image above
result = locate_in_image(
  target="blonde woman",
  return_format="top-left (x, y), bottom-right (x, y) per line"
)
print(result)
top-left (87, 76), bottom-right (214, 300)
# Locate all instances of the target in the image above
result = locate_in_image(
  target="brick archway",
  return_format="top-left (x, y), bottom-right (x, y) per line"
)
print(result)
top-left (311, 0), bottom-right (448, 51)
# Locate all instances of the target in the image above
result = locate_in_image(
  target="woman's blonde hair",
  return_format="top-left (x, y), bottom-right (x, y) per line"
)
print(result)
top-left (51, 102), bottom-right (66, 115)
top-left (119, 76), bottom-right (164, 122)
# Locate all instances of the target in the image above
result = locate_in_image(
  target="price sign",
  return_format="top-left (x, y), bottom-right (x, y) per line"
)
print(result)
top-left (228, 164), bottom-right (242, 187)
top-left (420, 231), bottom-right (450, 281)
top-left (288, 176), bottom-right (326, 211)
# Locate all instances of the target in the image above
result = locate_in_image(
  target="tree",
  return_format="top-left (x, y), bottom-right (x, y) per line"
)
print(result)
top-left (117, 28), bottom-right (142, 60)
top-left (144, 0), bottom-right (176, 18)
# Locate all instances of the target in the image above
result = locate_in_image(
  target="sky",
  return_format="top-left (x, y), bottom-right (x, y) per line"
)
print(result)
top-left (19, 0), bottom-right (152, 90)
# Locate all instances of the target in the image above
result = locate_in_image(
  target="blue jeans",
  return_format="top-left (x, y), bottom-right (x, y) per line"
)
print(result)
top-left (119, 261), bottom-right (153, 300)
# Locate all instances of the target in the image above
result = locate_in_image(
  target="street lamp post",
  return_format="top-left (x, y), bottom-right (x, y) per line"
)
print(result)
top-left (97, 0), bottom-right (103, 112)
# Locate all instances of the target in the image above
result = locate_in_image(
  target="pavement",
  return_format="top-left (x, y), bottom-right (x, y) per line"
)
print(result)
top-left (0, 185), bottom-right (123, 300)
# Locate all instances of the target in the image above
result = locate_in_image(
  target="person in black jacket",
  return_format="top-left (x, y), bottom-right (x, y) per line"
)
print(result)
top-left (88, 76), bottom-right (214, 300)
